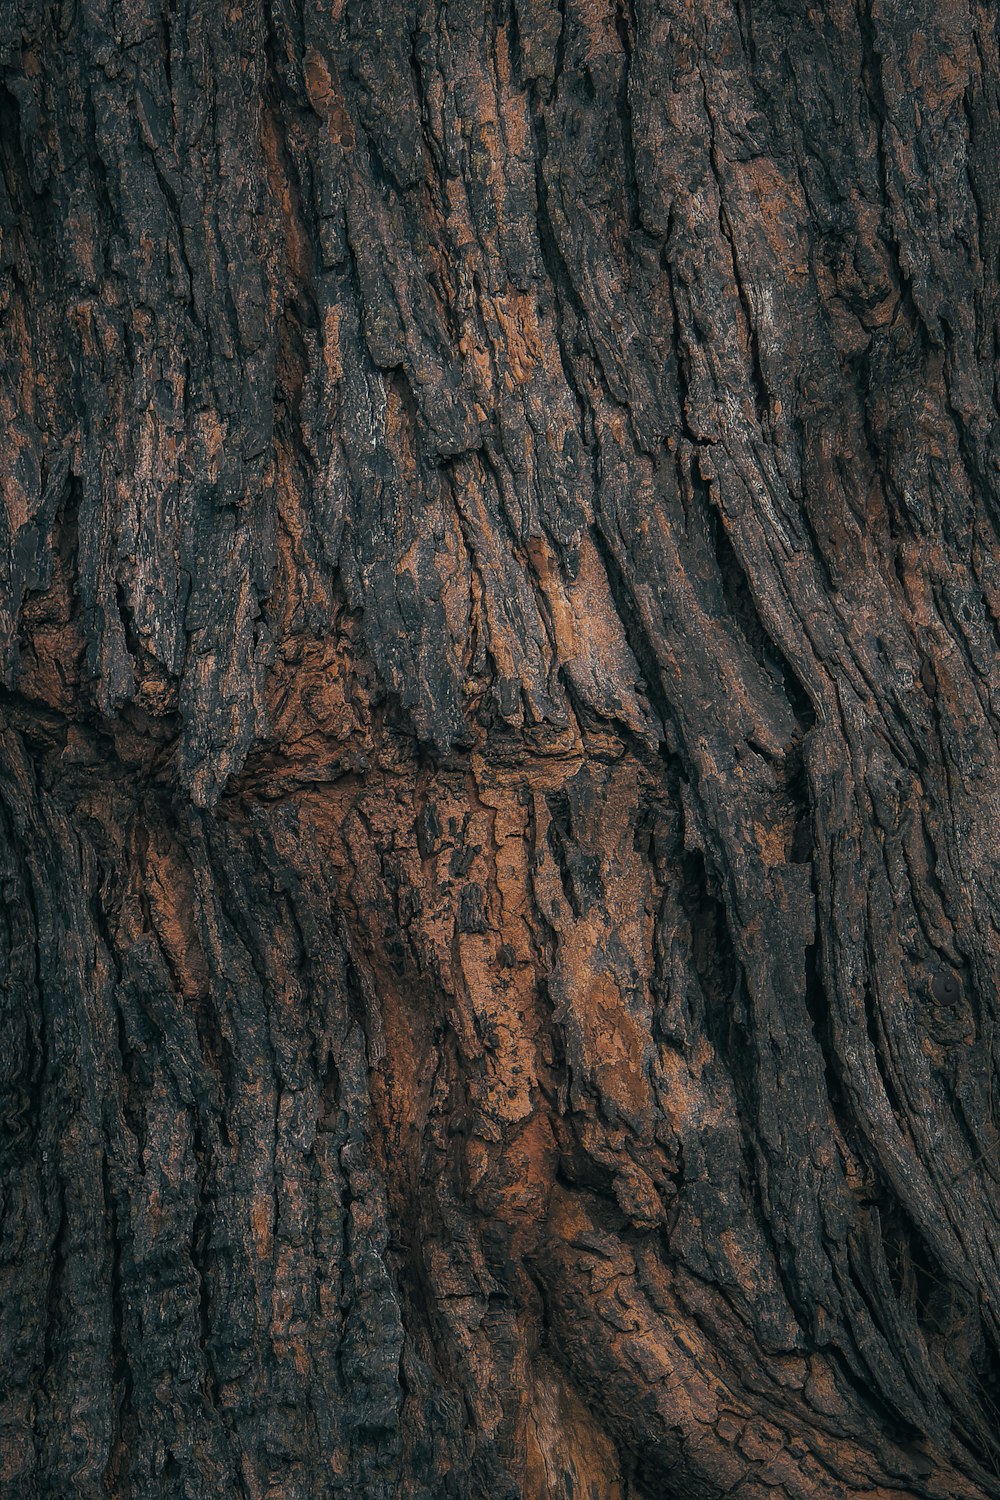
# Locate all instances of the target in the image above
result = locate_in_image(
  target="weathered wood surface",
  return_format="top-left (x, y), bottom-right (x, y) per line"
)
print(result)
top-left (2, 1), bottom-right (1000, 1495)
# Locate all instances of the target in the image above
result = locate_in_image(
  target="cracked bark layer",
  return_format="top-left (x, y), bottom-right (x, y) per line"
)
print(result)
top-left (2, 0), bottom-right (1000, 1496)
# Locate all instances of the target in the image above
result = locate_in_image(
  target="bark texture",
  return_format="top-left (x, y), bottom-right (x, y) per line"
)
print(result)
top-left (2, 1), bottom-right (1000, 1496)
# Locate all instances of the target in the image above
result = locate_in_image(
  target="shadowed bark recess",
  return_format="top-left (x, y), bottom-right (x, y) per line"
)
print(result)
top-left (2, 1), bottom-right (1000, 1496)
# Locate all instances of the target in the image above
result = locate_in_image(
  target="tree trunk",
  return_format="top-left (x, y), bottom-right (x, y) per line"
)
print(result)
top-left (2, 1), bottom-right (1000, 1495)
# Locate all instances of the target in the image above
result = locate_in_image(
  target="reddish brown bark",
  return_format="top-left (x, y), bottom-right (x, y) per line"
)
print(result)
top-left (2, 2), bottom-right (1000, 1496)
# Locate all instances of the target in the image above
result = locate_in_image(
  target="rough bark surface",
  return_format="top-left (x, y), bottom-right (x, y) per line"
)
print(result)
top-left (2, 1), bottom-right (1000, 1496)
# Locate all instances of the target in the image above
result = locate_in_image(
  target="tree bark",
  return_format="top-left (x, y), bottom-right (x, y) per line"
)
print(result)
top-left (2, 1), bottom-right (1000, 1495)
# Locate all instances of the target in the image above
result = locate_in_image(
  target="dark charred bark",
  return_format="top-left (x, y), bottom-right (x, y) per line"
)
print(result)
top-left (2, 1), bottom-right (1000, 1496)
